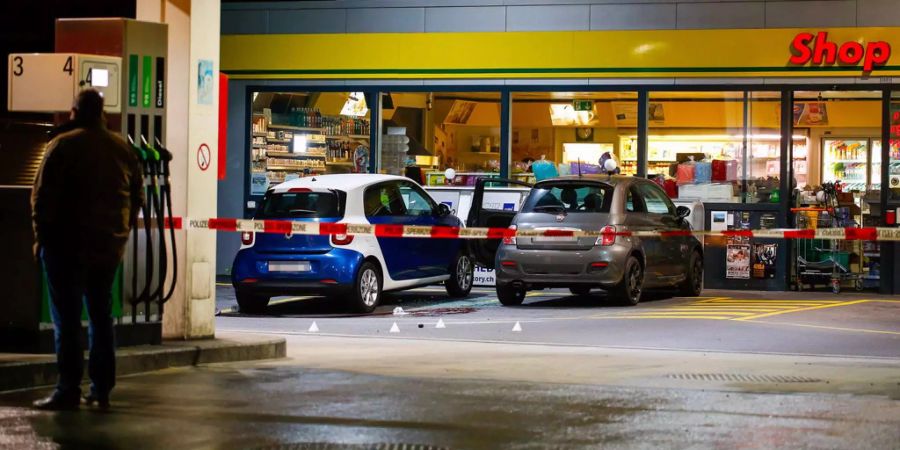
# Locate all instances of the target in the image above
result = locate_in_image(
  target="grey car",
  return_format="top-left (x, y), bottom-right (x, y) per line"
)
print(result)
top-left (467, 176), bottom-right (703, 306)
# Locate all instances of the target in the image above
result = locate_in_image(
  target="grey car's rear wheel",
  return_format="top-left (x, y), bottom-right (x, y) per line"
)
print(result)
top-left (679, 251), bottom-right (703, 297)
top-left (445, 253), bottom-right (474, 298)
top-left (236, 292), bottom-right (269, 314)
top-left (497, 284), bottom-right (526, 306)
top-left (569, 286), bottom-right (592, 296)
top-left (610, 256), bottom-right (643, 306)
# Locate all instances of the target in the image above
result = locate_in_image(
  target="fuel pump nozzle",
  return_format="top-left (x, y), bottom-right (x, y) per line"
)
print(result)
top-left (128, 135), bottom-right (154, 323)
top-left (154, 137), bottom-right (177, 305)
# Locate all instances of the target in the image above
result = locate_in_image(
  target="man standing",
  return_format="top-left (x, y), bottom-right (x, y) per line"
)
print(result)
top-left (31, 89), bottom-right (144, 410)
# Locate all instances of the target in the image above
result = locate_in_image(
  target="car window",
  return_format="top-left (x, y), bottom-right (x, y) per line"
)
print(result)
top-left (523, 183), bottom-right (613, 213)
top-left (635, 183), bottom-right (675, 215)
top-left (398, 182), bottom-right (436, 217)
top-left (364, 182), bottom-right (408, 217)
top-left (625, 188), bottom-right (644, 213)
top-left (256, 190), bottom-right (345, 219)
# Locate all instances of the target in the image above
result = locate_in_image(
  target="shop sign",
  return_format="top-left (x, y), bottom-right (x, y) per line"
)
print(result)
top-left (789, 31), bottom-right (891, 72)
top-left (573, 100), bottom-right (593, 112)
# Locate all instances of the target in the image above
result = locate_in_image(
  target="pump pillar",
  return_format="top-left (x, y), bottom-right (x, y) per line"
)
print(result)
top-left (138, 0), bottom-right (220, 339)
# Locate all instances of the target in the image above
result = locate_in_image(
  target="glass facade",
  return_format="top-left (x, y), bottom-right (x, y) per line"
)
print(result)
top-left (244, 88), bottom-right (895, 209)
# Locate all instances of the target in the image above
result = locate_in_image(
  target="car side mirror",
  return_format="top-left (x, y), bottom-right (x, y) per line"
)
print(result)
top-left (436, 203), bottom-right (452, 217)
top-left (675, 205), bottom-right (691, 221)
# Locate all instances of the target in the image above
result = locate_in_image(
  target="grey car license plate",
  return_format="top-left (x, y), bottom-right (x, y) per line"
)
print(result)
top-left (533, 236), bottom-right (577, 242)
top-left (269, 261), bottom-right (311, 272)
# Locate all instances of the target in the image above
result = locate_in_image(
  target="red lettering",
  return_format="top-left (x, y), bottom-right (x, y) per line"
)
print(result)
top-left (813, 32), bottom-right (837, 64)
top-left (790, 32), bottom-right (892, 73)
top-left (789, 32), bottom-right (814, 65)
top-left (863, 41), bottom-right (891, 72)
top-left (838, 41), bottom-right (864, 65)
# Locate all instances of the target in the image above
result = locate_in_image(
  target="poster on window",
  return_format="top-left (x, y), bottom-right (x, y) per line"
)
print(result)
top-left (752, 243), bottom-right (778, 279)
top-left (726, 244), bottom-right (751, 279)
top-left (793, 102), bottom-right (828, 126)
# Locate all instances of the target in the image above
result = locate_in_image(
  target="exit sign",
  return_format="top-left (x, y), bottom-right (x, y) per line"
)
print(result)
top-left (573, 100), bottom-right (593, 111)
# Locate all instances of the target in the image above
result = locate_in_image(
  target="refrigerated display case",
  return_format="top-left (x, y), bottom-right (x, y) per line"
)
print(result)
top-left (822, 138), bottom-right (878, 191)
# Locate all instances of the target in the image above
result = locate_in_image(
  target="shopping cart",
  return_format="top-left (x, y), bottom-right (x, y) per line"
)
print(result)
top-left (792, 183), bottom-right (862, 293)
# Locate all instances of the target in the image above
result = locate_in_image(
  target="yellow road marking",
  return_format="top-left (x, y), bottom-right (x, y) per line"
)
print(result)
top-left (697, 301), bottom-right (843, 306)
top-left (753, 321), bottom-right (900, 336)
top-left (735, 300), bottom-right (870, 321)
top-left (606, 315), bottom-right (733, 320)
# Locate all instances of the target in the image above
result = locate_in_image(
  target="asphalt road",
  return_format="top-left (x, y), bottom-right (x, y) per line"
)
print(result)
top-left (216, 284), bottom-right (900, 359)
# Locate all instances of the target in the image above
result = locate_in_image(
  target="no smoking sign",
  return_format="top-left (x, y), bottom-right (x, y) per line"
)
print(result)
top-left (197, 143), bottom-right (211, 171)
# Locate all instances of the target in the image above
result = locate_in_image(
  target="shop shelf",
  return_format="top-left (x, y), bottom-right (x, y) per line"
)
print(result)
top-left (326, 161), bottom-right (354, 166)
top-left (252, 132), bottom-right (267, 137)
top-left (267, 151), bottom-right (326, 158)
top-left (268, 124), bottom-right (324, 132)
top-left (864, 252), bottom-right (880, 258)
top-left (347, 134), bottom-right (370, 139)
top-left (267, 166), bottom-right (324, 171)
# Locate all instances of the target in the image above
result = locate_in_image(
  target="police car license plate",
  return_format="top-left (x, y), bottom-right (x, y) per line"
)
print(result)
top-left (269, 261), bottom-right (311, 272)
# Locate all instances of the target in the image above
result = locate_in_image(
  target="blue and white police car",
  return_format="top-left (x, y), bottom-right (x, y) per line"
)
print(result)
top-left (231, 174), bottom-right (474, 313)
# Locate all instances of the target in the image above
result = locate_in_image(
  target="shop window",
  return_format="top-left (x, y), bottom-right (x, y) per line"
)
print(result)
top-left (511, 92), bottom-right (638, 183)
top-left (793, 90), bottom-right (885, 291)
top-left (248, 91), bottom-right (371, 197)
top-left (646, 91), bottom-right (790, 204)
top-left (379, 92), bottom-right (501, 186)
top-left (890, 92), bottom-right (900, 203)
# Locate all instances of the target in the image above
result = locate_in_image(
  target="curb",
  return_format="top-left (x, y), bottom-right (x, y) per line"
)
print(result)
top-left (0, 332), bottom-right (286, 392)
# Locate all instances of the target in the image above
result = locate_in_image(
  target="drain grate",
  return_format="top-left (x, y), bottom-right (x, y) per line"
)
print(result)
top-left (257, 444), bottom-right (448, 450)
top-left (666, 373), bottom-right (823, 383)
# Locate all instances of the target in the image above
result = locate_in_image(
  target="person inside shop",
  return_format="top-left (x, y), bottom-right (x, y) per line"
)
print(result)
top-left (31, 89), bottom-right (144, 410)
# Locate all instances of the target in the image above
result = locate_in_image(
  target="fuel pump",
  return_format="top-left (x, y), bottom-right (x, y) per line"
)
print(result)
top-left (125, 134), bottom-right (179, 319)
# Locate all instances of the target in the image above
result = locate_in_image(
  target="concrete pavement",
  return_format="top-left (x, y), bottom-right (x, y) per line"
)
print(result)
top-left (1, 285), bottom-right (897, 448)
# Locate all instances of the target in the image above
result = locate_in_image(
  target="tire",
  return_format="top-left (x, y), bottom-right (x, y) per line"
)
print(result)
top-left (445, 253), bottom-right (474, 298)
top-left (678, 251), bottom-right (703, 297)
top-left (610, 256), bottom-right (643, 306)
top-left (347, 261), bottom-right (383, 314)
top-left (236, 292), bottom-right (270, 314)
top-left (569, 286), bottom-right (592, 296)
top-left (497, 284), bottom-right (526, 306)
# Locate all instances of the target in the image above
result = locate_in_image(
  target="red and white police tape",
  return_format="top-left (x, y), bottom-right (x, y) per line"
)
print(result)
top-left (142, 217), bottom-right (900, 241)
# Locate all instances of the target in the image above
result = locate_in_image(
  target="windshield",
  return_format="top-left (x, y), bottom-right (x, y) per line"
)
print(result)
top-left (256, 190), bottom-right (346, 219)
top-left (522, 183), bottom-right (613, 213)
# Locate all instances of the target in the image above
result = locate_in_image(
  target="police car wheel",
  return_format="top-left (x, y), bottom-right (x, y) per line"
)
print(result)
top-left (347, 261), bottom-right (382, 314)
top-left (445, 253), bottom-right (474, 298)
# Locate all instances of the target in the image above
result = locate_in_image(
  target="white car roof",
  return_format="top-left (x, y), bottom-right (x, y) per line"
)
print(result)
top-left (270, 174), bottom-right (411, 193)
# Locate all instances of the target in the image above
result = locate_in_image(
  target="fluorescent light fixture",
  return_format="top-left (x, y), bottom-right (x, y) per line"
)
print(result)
top-left (341, 91), bottom-right (368, 117)
top-left (292, 135), bottom-right (307, 154)
top-left (90, 68), bottom-right (109, 87)
top-left (549, 104), bottom-right (594, 126)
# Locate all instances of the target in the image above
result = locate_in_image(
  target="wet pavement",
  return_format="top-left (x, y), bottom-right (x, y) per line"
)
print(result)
top-left (1, 285), bottom-right (898, 448)
top-left (2, 358), bottom-right (899, 449)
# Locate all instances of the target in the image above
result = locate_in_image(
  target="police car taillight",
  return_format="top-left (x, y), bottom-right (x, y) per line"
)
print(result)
top-left (241, 231), bottom-right (254, 246)
top-left (502, 225), bottom-right (517, 245)
top-left (331, 233), bottom-right (354, 246)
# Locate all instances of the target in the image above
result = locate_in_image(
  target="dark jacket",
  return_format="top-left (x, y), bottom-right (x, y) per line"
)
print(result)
top-left (32, 121), bottom-right (144, 265)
